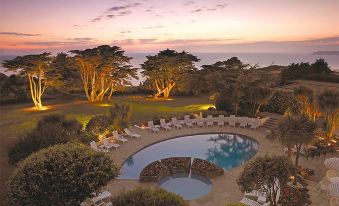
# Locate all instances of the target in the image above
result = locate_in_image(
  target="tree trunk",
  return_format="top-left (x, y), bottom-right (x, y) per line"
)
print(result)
top-left (295, 144), bottom-right (301, 167)
top-left (287, 144), bottom-right (292, 159)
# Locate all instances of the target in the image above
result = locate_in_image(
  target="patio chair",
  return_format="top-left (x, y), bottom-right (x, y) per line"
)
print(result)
top-left (197, 116), bottom-right (204, 127)
top-left (239, 117), bottom-right (249, 128)
top-left (239, 196), bottom-right (262, 206)
top-left (102, 138), bottom-right (120, 150)
top-left (328, 182), bottom-right (339, 201)
top-left (160, 118), bottom-right (171, 131)
top-left (206, 115), bottom-right (214, 127)
top-left (184, 115), bottom-right (193, 128)
top-left (249, 118), bottom-right (261, 129)
top-left (148, 121), bottom-right (160, 133)
top-left (171, 117), bottom-right (183, 129)
top-left (218, 115), bottom-right (225, 126)
top-left (90, 141), bottom-right (108, 152)
top-left (124, 128), bottom-right (141, 139)
top-left (112, 131), bottom-right (128, 143)
top-left (229, 116), bottom-right (236, 127)
top-left (325, 158), bottom-right (339, 170)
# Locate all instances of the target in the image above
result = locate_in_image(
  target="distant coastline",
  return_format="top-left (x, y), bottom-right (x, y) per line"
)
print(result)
top-left (312, 51), bottom-right (339, 55)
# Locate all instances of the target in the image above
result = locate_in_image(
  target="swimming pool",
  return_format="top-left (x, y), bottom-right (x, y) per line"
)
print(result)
top-left (119, 133), bottom-right (259, 179)
top-left (159, 173), bottom-right (212, 200)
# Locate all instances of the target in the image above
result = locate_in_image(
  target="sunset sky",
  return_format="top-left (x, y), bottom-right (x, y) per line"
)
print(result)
top-left (0, 0), bottom-right (338, 54)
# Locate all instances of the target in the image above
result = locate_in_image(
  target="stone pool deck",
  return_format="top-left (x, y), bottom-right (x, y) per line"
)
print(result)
top-left (103, 124), bottom-right (336, 206)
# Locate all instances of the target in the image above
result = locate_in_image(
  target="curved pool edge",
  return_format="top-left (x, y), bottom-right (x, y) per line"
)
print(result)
top-left (106, 126), bottom-right (282, 205)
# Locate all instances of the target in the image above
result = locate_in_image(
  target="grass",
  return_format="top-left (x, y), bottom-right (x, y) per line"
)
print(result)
top-left (0, 94), bottom-right (212, 204)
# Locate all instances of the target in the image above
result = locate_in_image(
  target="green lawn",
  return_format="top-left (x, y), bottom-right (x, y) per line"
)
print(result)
top-left (0, 94), bottom-right (212, 204)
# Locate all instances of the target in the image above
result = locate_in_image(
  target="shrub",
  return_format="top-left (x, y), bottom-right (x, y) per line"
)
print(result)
top-left (109, 103), bottom-right (132, 130)
top-left (215, 96), bottom-right (234, 112)
top-left (7, 143), bottom-right (118, 206)
top-left (85, 115), bottom-right (111, 140)
top-left (225, 204), bottom-right (247, 206)
top-left (262, 91), bottom-right (299, 115)
top-left (8, 114), bottom-right (83, 164)
top-left (111, 187), bottom-right (188, 206)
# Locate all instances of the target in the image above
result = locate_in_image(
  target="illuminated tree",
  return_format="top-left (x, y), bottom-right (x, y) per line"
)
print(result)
top-left (141, 49), bottom-right (199, 98)
top-left (293, 86), bottom-right (319, 121)
top-left (2, 53), bottom-right (63, 109)
top-left (70, 45), bottom-right (137, 102)
top-left (318, 90), bottom-right (339, 140)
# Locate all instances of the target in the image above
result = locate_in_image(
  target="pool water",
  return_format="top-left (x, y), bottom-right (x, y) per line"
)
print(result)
top-left (159, 173), bottom-right (212, 200)
top-left (120, 133), bottom-right (259, 179)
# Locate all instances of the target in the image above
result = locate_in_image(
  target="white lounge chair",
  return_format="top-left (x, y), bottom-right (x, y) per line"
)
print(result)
top-left (249, 118), bottom-right (261, 129)
top-left (124, 128), bottom-right (141, 139)
top-left (102, 138), bottom-right (120, 150)
top-left (206, 115), bottom-right (214, 127)
top-left (90, 141), bottom-right (108, 152)
top-left (218, 115), bottom-right (225, 126)
top-left (197, 116), bottom-right (204, 127)
top-left (148, 121), bottom-right (160, 133)
top-left (325, 158), bottom-right (339, 170)
top-left (171, 117), bottom-right (183, 129)
top-left (229, 116), bottom-right (236, 127)
top-left (240, 117), bottom-right (248, 128)
top-left (160, 119), bottom-right (171, 131)
top-left (184, 115), bottom-right (193, 128)
top-left (112, 131), bottom-right (128, 143)
top-left (240, 197), bottom-right (262, 206)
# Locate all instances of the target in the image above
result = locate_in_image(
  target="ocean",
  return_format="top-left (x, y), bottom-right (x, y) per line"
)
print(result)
top-left (1, 53), bottom-right (338, 85)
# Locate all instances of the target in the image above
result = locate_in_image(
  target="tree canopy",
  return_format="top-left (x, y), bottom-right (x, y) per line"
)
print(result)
top-left (70, 45), bottom-right (137, 102)
top-left (237, 155), bottom-right (296, 206)
top-left (7, 143), bottom-right (119, 206)
top-left (141, 49), bottom-right (199, 98)
top-left (276, 115), bottom-right (317, 166)
top-left (2, 53), bottom-right (63, 109)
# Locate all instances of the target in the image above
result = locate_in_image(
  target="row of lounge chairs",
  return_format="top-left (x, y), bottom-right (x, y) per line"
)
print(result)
top-left (90, 128), bottom-right (141, 152)
top-left (81, 191), bottom-right (112, 206)
top-left (147, 115), bottom-right (263, 133)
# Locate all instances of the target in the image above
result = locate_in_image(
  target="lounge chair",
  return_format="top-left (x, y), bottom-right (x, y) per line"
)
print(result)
top-left (239, 197), bottom-right (261, 206)
top-left (328, 182), bottom-right (339, 200)
top-left (160, 119), bottom-right (171, 131)
top-left (184, 115), bottom-right (193, 128)
top-left (171, 117), bottom-right (183, 129)
top-left (240, 117), bottom-right (248, 128)
top-left (218, 115), bottom-right (225, 126)
top-left (206, 115), bottom-right (214, 127)
top-left (112, 131), bottom-right (128, 143)
top-left (229, 116), bottom-right (236, 127)
top-left (249, 118), bottom-right (261, 129)
top-left (325, 158), bottom-right (339, 170)
top-left (90, 141), bottom-right (108, 152)
top-left (102, 138), bottom-right (120, 150)
top-left (148, 121), bottom-right (160, 133)
top-left (197, 116), bottom-right (204, 127)
top-left (124, 128), bottom-right (141, 139)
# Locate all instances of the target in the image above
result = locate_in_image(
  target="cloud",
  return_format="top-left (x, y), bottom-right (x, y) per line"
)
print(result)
top-left (191, 3), bottom-right (228, 13)
top-left (184, 1), bottom-right (195, 6)
top-left (12, 37), bottom-right (95, 47)
top-left (0, 32), bottom-right (41, 37)
top-left (90, 2), bottom-right (141, 22)
top-left (114, 38), bottom-right (239, 46)
top-left (191, 9), bottom-right (202, 13)
top-left (142, 25), bottom-right (164, 29)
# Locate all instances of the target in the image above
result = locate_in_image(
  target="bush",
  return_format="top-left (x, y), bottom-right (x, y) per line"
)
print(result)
top-left (8, 114), bottom-right (83, 164)
top-left (111, 187), bottom-right (188, 206)
top-left (85, 115), bottom-right (111, 140)
top-left (225, 204), bottom-right (247, 206)
top-left (262, 91), bottom-right (298, 115)
top-left (7, 143), bottom-right (118, 206)
top-left (215, 96), bottom-right (234, 112)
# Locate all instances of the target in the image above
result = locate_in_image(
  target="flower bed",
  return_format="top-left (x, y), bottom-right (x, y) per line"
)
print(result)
top-left (161, 157), bottom-right (191, 174)
top-left (191, 158), bottom-right (224, 178)
top-left (139, 161), bottom-right (170, 182)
